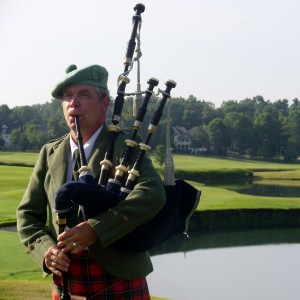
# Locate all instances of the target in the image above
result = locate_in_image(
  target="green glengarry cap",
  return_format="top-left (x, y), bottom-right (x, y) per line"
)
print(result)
top-left (51, 64), bottom-right (109, 99)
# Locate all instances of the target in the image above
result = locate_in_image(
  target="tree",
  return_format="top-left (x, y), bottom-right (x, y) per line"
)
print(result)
top-left (169, 97), bottom-right (186, 127)
top-left (282, 109), bottom-right (300, 160)
top-left (191, 125), bottom-right (209, 149)
top-left (224, 112), bottom-right (253, 155)
top-left (24, 123), bottom-right (47, 150)
top-left (153, 144), bottom-right (166, 166)
top-left (10, 128), bottom-right (28, 150)
top-left (4, 94), bottom-right (300, 159)
top-left (0, 137), bottom-right (5, 149)
top-left (0, 104), bottom-right (11, 128)
top-left (253, 112), bottom-right (282, 159)
top-left (207, 118), bottom-right (229, 155)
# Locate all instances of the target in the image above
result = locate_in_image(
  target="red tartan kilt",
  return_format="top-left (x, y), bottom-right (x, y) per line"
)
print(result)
top-left (52, 250), bottom-right (150, 300)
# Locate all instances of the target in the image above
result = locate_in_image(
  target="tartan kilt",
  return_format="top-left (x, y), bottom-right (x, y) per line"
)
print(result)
top-left (52, 250), bottom-right (150, 300)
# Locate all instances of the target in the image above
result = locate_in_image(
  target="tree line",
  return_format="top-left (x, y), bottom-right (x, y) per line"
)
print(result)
top-left (1, 94), bottom-right (300, 161)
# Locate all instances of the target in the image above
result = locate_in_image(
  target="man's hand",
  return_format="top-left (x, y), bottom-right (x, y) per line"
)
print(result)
top-left (57, 221), bottom-right (97, 254)
top-left (44, 246), bottom-right (70, 277)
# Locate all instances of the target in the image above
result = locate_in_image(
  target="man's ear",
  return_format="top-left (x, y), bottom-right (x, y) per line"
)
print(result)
top-left (102, 96), bottom-right (110, 109)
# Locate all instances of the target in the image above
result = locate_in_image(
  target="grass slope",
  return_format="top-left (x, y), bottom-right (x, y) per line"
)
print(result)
top-left (0, 166), bottom-right (33, 225)
top-left (192, 182), bottom-right (300, 210)
top-left (171, 154), bottom-right (300, 171)
top-left (0, 152), bottom-right (38, 166)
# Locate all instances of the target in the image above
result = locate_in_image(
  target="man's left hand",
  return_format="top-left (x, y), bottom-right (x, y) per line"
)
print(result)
top-left (57, 221), bottom-right (97, 254)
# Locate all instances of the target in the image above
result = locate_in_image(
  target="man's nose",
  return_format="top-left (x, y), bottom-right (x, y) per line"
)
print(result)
top-left (70, 97), bottom-right (80, 107)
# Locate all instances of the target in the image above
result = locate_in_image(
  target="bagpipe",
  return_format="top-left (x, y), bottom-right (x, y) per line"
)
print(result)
top-left (55, 3), bottom-right (201, 254)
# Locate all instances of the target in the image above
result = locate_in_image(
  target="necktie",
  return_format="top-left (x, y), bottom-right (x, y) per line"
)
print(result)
top-left (68, 149), bottom-right (82, 227)
top-left (72, 148), bottom-right (81, 181)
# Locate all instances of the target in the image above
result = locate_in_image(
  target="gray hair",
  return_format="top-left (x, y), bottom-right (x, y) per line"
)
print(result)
top-left (95, 87), bottom-right (109, 101)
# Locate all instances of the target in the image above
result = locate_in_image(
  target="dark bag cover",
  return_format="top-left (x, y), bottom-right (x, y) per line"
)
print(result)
top-left (55, 176), bottom-right (200, 251)
top-left (55, 175), bottom-right (119, 220)
top-left (113, 179), bottom-right (201, 251)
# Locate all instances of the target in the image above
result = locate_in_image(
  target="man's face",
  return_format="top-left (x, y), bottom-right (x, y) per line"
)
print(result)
top-left (62, 84), bottom-right (109, 136)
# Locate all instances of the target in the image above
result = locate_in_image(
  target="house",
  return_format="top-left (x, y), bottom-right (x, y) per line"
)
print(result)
top-left (172, 125), bottom-right (209, 154)
top-left (173, 126), bottom-right (194, 151)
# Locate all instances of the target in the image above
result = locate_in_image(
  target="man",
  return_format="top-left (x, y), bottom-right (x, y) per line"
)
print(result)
top-left (17, 64), bottom-right (166, 299)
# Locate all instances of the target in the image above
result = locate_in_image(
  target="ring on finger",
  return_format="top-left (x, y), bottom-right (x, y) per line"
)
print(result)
top-left (72, 242), bottom-right (79, 248)
top-left (51, 261), bottom-right (56, 267)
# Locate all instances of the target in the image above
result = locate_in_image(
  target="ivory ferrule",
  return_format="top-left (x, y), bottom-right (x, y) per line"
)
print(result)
top-left (79, 166), bottom-right (94, 177)
top-left (148, 124), bottom-right (157, 134)
top-left (139, 143), bottom-right (151, 152)
top-left (128, 168), bottom-right (140, 179)
top-left (100, 159), bottom-right (113, 168)
top-left (133, 120), bottom-right (142, 129)
top-left (108, 124), bottom-right (121, 133)
top-left (123, 58), bottom-right (132, 66)
top-left (125, 139), bottom-right (137, 148)
top-left (116, 165), bottom-right (128, 173)
top-left (115, 165), bottom-right (128, 178)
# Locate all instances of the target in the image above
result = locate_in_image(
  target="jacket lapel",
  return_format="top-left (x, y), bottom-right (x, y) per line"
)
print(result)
top-left (47, 125), bottom-right (109, 189)
top-left (88, 124), bottom-right (110, 179)
top-left (48, 135), bottom-right (70, 190)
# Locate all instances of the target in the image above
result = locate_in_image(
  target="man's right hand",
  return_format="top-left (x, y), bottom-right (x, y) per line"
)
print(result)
top-left (44, 246), bottom-right (70, 276)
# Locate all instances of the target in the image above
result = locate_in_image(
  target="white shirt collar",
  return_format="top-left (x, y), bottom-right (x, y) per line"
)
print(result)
top-left (70, 125), bottom-right (103, 161)
top-left (66, 125), bottom-right (103, 181)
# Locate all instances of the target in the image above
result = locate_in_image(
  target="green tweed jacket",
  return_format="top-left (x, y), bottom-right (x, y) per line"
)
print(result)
top-left (17, 124), bottom-right (166, 280)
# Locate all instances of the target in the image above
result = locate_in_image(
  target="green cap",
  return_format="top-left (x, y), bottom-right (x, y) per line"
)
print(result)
top-left (51, 64), bottom-right (109, 99)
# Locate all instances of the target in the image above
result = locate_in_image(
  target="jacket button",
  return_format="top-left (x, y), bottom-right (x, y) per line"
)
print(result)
top-left (112, 210), bottom-right (118, 216)
top-left (123, 216), bottom-right (128, 221)
top-left (29, 245), bottom-right (35, 250)
top-left (36, 238), bottom-right (41, 243)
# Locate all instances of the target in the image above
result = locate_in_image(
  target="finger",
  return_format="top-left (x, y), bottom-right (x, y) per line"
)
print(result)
top-left (50, 254), bottom-right (59, 263)
top-left (46, 247), bottom-right (70, 270)
top-left (53, 249), bottom-right (70, 263)
top-left (49, 262), bottom-right (64, 277)
top-left (70, 243), bottom-right (85, 255)
top-left (57, 235), bottom-right (77, 248)
top-left (57, 241), bottom-right (71, 252)
top-left (57, 228), bottom-right (74, 242)
top-left (51, 267), bottom-right (63, 277)
top-left (51, 261), bottom-right (57, 268)
top-left (50, 257), bottom-right (70, 272)
top-left (61, 241), bottom-right (79, 254)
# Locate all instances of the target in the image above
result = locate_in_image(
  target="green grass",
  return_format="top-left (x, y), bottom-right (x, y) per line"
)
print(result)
top-left (0, 166), bottom-right (33, 225)
top-left (0, 151), bottom-right (38, 166)
top-left (0, 280), bottom-right (51, 300)
top-left (255, 169), bottom-right (300, 179)
top-left (166, 154), bottom-right (300, 171)
top-left (0, 231), bottom-right (44, 280)
top-left (192, 181), bottom-right (300, 210)
top-left (2, 151), bottom-right (300, 170)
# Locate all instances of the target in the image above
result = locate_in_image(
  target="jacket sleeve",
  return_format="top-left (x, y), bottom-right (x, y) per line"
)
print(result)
top-left (16, 145), bottom-right (57, 274)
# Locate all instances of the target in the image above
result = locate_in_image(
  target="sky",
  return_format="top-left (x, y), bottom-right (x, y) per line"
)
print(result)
top-left (0, 0), bottom-right (299, 108)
